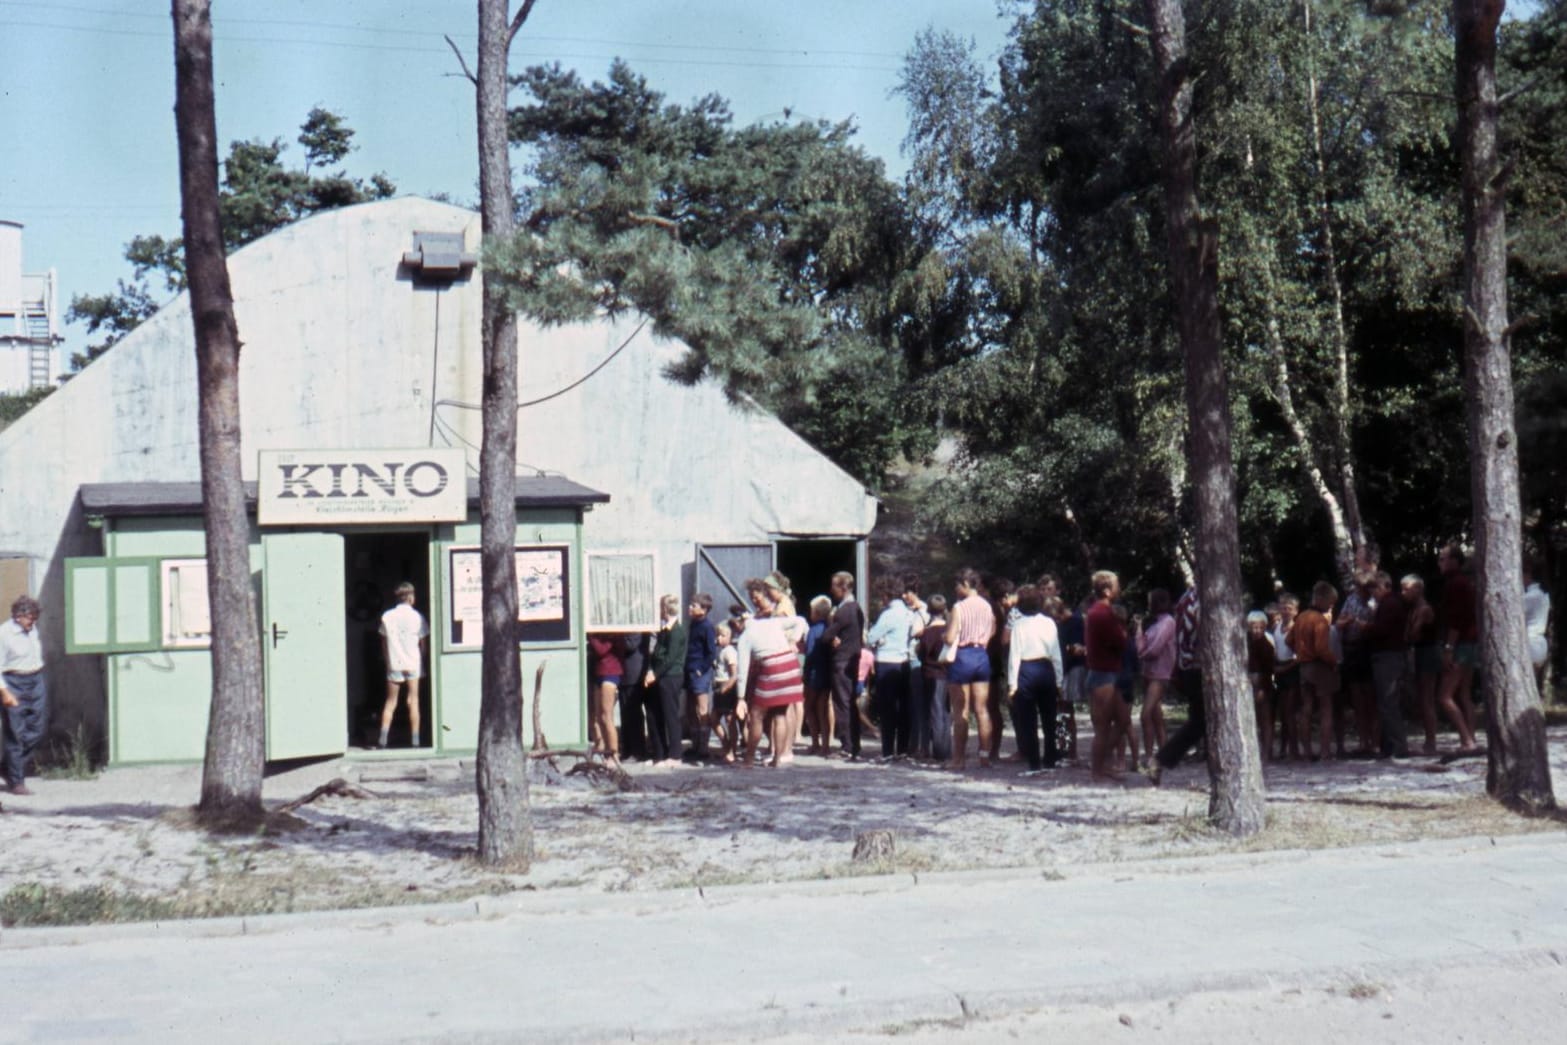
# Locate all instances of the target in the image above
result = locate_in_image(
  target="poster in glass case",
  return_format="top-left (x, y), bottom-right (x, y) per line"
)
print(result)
top-left (447, 544), bottom-right (571, 646)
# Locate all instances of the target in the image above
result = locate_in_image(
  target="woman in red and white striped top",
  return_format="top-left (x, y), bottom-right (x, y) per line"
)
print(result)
top-left (943, 567), bottom-right (997, 769)
top-left (736, 578), bottom-right (807, 768)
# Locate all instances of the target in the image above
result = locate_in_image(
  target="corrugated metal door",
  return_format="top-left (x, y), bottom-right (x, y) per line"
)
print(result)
top-left (694, 543), bottom-right (774, 613)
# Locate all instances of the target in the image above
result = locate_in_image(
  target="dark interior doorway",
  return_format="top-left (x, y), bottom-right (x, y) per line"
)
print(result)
top-left (343, 531), bottom-right (431, 750)
top-left (775, 539), bottom-right (860, 609)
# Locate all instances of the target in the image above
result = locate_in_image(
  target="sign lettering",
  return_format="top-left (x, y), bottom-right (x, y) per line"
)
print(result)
top-left (258, 449), bottom-right (467, 525)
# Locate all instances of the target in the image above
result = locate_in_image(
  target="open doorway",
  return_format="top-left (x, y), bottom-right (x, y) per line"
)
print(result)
top-left (343, 531), bottom-right (431, 751)
top-left (775, 540), bottom-right (861, 609)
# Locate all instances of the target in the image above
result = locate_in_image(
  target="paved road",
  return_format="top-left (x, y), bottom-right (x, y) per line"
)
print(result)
top-left (4, 834), bottom-right (1567, 1043)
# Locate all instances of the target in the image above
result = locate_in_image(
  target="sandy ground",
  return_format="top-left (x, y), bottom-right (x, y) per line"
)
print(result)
top-left (3, 724), bottom-right (1566, 923)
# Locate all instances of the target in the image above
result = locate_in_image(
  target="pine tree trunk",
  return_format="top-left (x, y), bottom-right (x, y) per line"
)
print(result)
top-left (474, 0), bottom-right (533, 868)
top-left (1453, 0), bottom-right (1555, 812)
top-left (1144, 0), bottom-right (1266, 836)
top-left (173, 0), bottom-right (267, 831)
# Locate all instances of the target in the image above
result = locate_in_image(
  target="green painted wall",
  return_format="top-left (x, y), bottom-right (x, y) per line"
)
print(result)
top-left (433, 510), bottom-right (586, 754)
top-left (99, 509), bottom-right (587, 764)
top-left (104, 517), bottom-right (238, 764)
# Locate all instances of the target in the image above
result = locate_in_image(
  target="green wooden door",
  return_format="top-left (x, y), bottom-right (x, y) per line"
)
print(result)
top-left (263, 532), bottom-right (347, 760)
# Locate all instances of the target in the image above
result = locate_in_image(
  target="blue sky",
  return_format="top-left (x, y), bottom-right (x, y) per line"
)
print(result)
top-left (1, 1), bottom-right (1015, 365)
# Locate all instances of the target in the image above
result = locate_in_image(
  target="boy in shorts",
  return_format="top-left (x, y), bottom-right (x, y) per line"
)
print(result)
top-left (378, 582), bottom-right (428, 749)
top-left (712, 621), bottom-right (740, 763)
top-left (684, 593), bottom-right (718, 761)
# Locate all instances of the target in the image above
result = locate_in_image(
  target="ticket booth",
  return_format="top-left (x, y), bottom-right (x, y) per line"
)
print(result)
top-left (63, 454), bottom-right (608, 765)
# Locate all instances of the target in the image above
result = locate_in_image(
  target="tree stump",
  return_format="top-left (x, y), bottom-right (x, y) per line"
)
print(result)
top-left (852, 829), bottom-right (897, 864)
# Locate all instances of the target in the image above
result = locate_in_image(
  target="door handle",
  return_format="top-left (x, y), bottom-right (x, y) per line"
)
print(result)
top-left (272, 622), bottom-right (289, 648)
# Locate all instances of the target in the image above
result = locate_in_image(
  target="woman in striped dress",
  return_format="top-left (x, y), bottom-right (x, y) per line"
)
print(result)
top-left (945, 567), bottom-right (997, 770)
top-left (736, 578), bottom-right (807, 767)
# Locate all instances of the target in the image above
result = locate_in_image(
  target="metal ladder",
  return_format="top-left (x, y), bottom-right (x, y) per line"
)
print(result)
top-left (25, 305), bottom-right (52, 386)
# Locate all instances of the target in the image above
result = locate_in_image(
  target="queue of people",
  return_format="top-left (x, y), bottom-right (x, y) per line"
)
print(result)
top-left (1245, 544), bottom-right (1551, 765)
top-left (587, 545), bottom-right (1551, 781)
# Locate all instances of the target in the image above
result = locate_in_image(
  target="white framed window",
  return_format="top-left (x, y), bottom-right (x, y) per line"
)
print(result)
top-left (584, 550), bottom-right (658, 633)
top-left (161, 558), bottom-right (212, 648)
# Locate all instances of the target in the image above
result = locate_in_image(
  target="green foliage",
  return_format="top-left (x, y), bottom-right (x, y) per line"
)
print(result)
top-left (0, 883), bottom-right (178, 928)
top-left (891, 0), bottom-right (1567, 597)
top-left (494, 61), bottom-right (944, 490)
top-left (297, 105), bottom-right (354, 171)
top-left (1504, 0), bottom-right (1567, 585)
top-left (0, 385), bottom-right (55, 430)
top-left (64, 110), bottom-right (395, 369)
top-left (897, 2), bottom-right (1186, 592)
top-left (39, 722), bottom-right (103, 780)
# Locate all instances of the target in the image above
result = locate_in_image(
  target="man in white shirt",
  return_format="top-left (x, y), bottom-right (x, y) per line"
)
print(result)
top-left (378, 582), bottom-right (429, 749)
top-left (0, 595), bottom-right (47, 796)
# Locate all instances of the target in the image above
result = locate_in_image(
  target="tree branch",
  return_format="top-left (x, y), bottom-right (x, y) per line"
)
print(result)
top-left (1498, 74), bottom-right (1543, 106)
top-left (444, 34), bottom-right (477, 86)
top-left (1487, 155), bottom-right (1517, 194)
top-left (508, 0), bottom-right (539, 51)
top-left (628, 212), bottom-right (681, 239)
top-left (1112, 13), bottom-right (1150, 36)
top-left (1502, 313), bottom-right (1537, 340)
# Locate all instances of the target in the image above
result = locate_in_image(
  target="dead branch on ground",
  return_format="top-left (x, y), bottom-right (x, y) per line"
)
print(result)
top-left (273, 777), bottom-right (379, 815)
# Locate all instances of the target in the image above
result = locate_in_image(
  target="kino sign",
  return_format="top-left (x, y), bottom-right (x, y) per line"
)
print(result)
top-left (258, 448), bottom-right (467, 525)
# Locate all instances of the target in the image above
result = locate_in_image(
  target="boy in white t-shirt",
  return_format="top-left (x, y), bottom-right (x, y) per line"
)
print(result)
top-left (712, 621), bottom-right (741, 763)
top-left (378, 582), bottom-right (429, 748)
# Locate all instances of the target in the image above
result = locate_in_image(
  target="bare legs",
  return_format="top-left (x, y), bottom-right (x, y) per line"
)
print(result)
top-left (946, 681), bottom-right (992, 769)
top-left (1416, 669), bottom-right (1439, 754)
top-left (1350, 678), bottom-right (1378, 754)
top-left (771, 707), bottom-right (795, 767)
top-left (743, 702), bottom-right (764, 766)
top-left (593, 681), bottom-right (620, 764)
top-left (740, 704), bottom-right (797, 768)
top-left (1437, 662), bottom-right (1478, 750)
top-left (1111, 694), bottom-right (1138, 772)
top-left (1298, 677), bottom-right (1334, 760)
top-left (1253, 683), bottom-right (1274, 761)
top-left (690, 691), bottom-right (712, 760)
top-left (804, 686), bottom-right (824, 754)
top-left (1089, 682), bottom-right (1122, 780)
top-left (1279, 678), bottom-right (1300, 759)
top-left (986, 686), bottom-right (1004, 762)
top-left (781, 703), bottom-right (800, 765)
top-left (379, 678), bottom-right (421, 747)
top-left (1141, 678), bottom-right (1168, 760)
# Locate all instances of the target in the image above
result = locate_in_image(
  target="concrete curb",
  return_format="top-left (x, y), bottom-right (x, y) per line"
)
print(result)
top-left (664, 947), bottom-right (1567, 1045)
top-left (4, 829), bottom-right (1559, 950)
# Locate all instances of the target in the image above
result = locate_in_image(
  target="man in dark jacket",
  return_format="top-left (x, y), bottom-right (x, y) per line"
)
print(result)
top-left (643, 595), bottom-right (688, 766)
top-left (619, 631), bottom-right (652, 761)
top-left (823, 571), bottom-right (865, 759)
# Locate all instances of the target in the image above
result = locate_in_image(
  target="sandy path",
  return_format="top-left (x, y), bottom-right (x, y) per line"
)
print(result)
top-left (2, 727), bottom-right (1563, 923)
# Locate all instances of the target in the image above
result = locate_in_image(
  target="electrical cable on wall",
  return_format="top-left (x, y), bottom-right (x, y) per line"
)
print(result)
top-left (430, 317), bottom-right (649, 465)
top-left (427, 288), bottom-right (443, 448)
